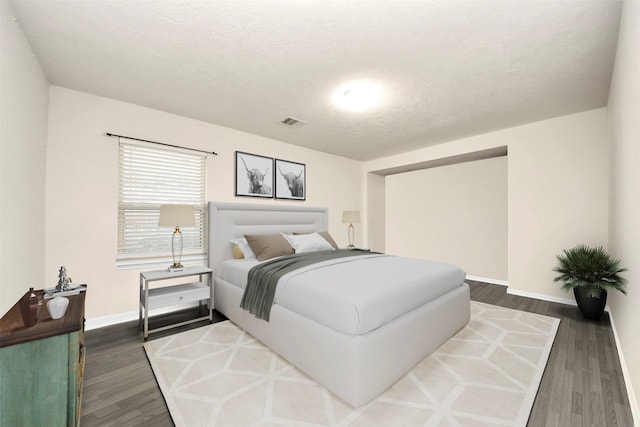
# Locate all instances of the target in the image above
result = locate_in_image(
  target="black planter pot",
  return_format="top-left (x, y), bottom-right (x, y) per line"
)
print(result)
top-left (573, 287), bottom-right (607, 319)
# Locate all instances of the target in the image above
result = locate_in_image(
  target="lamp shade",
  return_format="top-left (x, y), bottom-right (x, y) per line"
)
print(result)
top-left (158, 204), bottom-right (195, 227)
top-left (342, 210), bottom-right (361, 224)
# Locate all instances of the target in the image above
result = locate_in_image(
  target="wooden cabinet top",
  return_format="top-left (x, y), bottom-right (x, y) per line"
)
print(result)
top-left (0, 287), bottom-right (86, 348)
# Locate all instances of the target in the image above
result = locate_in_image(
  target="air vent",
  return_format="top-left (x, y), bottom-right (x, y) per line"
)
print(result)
top-left (281, 117), bottom-right (306, 128)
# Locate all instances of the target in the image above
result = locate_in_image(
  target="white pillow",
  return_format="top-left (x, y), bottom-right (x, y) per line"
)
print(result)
top-left (230, 237), bottom-right (256, 259)
top-left (282, 232), bottom-right (334, 253)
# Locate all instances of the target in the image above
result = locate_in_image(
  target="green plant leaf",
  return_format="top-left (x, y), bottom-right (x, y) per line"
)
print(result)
top-left (553, 244), bottom-right (627, 295)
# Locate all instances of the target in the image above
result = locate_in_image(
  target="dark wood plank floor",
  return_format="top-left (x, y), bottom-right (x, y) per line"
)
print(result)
top-left (80, 281), bottom-right (634, 426)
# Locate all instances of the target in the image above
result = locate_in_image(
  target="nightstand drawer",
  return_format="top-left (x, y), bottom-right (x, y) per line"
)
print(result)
top-left (143, 282), bottom-right (209, 309)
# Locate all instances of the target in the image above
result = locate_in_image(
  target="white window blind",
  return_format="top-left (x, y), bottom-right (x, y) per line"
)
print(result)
top-left (118, 142), bottom-right (206, 263)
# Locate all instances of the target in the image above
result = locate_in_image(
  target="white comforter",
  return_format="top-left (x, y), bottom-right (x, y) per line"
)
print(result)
top-left (222, 253), bottom-right (466, 335)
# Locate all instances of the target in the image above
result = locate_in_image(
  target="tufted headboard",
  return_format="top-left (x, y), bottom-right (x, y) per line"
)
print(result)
top-left (208, 202), bottom-right (328, 276)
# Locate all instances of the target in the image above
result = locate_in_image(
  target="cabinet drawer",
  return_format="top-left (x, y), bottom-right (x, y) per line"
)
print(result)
top-left (143, 282), bottom-right (210, 309)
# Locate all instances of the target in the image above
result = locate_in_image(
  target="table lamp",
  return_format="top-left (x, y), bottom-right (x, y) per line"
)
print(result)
top-left (342, 210), bottom-right (360, 248)
top-left (158, 204), bottom-right (195, 272)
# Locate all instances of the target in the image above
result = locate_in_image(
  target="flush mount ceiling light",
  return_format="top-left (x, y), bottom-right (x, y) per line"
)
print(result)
top-left (334, 81), bottom-right (382, 112)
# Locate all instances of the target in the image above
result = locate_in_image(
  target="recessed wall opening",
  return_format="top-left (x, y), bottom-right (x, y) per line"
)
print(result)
top-left (367, 147), bottom-right (508, 283)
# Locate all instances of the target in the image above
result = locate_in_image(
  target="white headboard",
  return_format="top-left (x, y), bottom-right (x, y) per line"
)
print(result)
top-left (208, 202), bottom-right (328, 276)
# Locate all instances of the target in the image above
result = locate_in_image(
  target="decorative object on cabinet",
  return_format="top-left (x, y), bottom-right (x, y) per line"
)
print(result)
top-left (139, 266), bottom-right (213, 339)
top-left (18, 287), bottom-right (41, 327)
top-left (235, 151), bottom-right (274, 198)
top-left (47, 296), bottom-right (70, 319)
top-left (45, 266), bottom-right (86, 299)
top-left (0, 286), bottom-right (86, 427)
top-left (56, 265), bottom-right (72, 292)
top-left (275, 158), bottom-right (306, 200)
top-left (342, 210), bottom-right (361, 247)
top-left (158, 204), bottom-right (196, 272)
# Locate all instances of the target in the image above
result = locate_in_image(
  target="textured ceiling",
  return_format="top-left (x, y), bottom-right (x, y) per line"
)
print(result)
top-left (9, 0), bottom-right (622, 161)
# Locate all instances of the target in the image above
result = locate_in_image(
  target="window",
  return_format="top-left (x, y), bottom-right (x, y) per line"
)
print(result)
top-left (117, 142), bottom-right (206, 268)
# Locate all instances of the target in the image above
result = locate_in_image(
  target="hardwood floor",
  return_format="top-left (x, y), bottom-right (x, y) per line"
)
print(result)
top-left (80, 281), bottom-right (634, 426)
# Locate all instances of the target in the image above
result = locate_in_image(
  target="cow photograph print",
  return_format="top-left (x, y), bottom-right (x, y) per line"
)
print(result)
top-left (275, 158), bottom-right (306, 201)
top-left (235, 151), bottom-right (274, 198)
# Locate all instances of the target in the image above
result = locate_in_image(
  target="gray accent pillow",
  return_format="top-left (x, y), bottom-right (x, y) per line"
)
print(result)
top-left (245, 233), bottom-right (295, 261)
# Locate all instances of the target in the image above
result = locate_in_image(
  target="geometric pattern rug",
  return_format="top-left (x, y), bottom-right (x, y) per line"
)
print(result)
top-left (144, 301), bottom-right (559, 427)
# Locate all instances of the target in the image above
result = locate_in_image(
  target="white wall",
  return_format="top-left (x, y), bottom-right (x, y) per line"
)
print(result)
top-left (508, 109), bottom-right (609, 300)
top-left (365, 108), bottom-right (609, 301)
top-left (0, 0), bottom-right (49, 316)
top-left (366, 173), bottom-right (385, 252)
top-left (44, 86), bottom-right (363, 321)
top-left (385, 156), bottom-right (507, 281)
top-left (607, 0), bottom-right (640, 421)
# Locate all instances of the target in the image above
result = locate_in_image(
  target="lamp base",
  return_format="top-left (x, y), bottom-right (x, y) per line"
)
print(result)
top-left (347, 223), bottom-right (355, 248)
top-left (168, 263), bottom-right (184, 272)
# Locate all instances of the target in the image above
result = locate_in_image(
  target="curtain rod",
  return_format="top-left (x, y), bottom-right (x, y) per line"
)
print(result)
top-left (106, 132), bottom-right (218, 156)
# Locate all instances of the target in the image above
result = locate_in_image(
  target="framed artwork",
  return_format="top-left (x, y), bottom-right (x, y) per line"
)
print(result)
top-left (235, 151), bottom-right (274, 198)
top-left (275, 158), bottom-right (306, 200)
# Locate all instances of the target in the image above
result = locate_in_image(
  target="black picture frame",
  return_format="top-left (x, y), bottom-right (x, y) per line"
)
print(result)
top-left (235, 151), bottom-right (274, 198)
top-left (275, 158), bottom-right (306, 200)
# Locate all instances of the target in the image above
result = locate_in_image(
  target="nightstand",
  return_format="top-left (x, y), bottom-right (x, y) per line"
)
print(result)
top-left (139, 266), bottom-right (213, 339)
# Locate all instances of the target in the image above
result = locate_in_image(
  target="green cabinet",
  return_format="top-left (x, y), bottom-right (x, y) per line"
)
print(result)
top-left (0, 289), bottom-right (86, 427)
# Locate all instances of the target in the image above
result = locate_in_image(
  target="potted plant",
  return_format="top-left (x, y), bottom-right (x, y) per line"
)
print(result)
top-left (553, 244), bottom-right (627, 319)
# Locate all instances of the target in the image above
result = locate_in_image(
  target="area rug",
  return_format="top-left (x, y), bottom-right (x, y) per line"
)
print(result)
top-left (144, 301), bottom-right (559, 426)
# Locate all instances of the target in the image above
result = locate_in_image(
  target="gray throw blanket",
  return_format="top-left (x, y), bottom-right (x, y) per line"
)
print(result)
top-left (240, 249), bottom-right (376, 321)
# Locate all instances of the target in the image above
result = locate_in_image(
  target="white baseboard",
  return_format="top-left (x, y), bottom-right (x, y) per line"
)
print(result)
top-left (505, 288), bottom-right (611, 313)
top-left (506, 288), bottom-right (576, 306)
top-left (85, 301), bottom-right (201, 331)
top-left (608, 310), bottom-right (640, 426)
top-left (467, 278), bottom-right (611, 313)
top-left (85, 311), bottom-right (138, 331)
top-left (465, 275), bottom-right (508, 286)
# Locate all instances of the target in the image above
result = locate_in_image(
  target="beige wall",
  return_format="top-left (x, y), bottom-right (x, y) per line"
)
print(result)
top-left (366, 108), bottom-right (609, 301)
top-left (366, 173), bottom-right (385, 252)
top-left (0, 1), bottom-right (49, 316)
top-left (507, 110), bottom-right (609, 299)
top-left (385, 156), bottom-right (507, 280)
top-left (608, 0), bottom-right (640, 421)
top-left (44, 86), bottom-right (363, 322)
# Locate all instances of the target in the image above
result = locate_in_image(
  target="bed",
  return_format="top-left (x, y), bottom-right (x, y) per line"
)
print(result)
top-left (208, 201), bottom-right (470, 407)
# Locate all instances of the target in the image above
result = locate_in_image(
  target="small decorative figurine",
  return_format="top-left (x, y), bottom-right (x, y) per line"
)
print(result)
top-left (55, 266), bottom-right (72, 292)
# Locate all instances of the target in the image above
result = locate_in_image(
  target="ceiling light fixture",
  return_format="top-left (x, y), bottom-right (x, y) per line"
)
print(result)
top-left (334, 81), bottom-right (382, 112)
